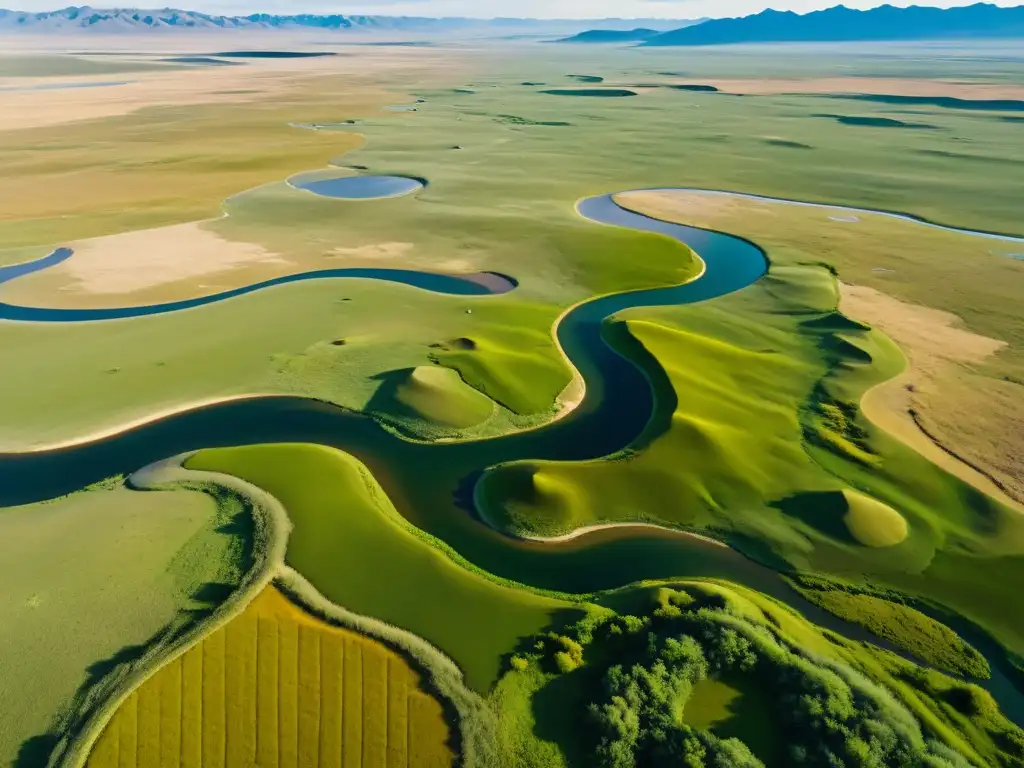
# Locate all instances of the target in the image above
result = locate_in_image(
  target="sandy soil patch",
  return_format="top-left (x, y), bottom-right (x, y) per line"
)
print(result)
top-left (63, 221), bottom-right (288, 294)
top-left (0, 220), bottom-right (296, 308)
top-left (842, 283), bottom-right (1005, 377)
top-left (617, 190), bottom-right (760, 224)
top-left (0, 66), bottom-right (298, 132)
top-left (841, 283), bottom-right (1020, 509)
top-left (327, 241), bottom-right (415, 261)
top-left (669, 77), bottom-right (1024, 100)
top-left (0, 44), bottom-right (456, 132)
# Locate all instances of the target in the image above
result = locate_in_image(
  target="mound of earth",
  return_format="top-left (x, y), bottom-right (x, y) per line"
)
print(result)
top-left (776, 489), bottom-right (908, 548)
top-left (371, 365), bottom-right (494, 430)
top-left (842, 489), bottom-right (909, 547)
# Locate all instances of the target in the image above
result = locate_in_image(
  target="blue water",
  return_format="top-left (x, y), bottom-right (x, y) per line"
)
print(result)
top-left (292, 175), bottom-right (424, 200)
top-left (0, 248), bottom-right (74, 284)
top-left (0, 81), bottom-right (128, 92)
top-left (0, 266), bottom-right (510, 323)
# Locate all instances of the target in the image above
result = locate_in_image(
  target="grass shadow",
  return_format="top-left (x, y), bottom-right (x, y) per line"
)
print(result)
top-left (772, 490), bottom-right (856, 545)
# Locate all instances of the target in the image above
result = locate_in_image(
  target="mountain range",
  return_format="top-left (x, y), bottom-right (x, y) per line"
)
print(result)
top-left (643, 3), bottom-right (1024, 46)
top-left (0, 7), bottom-right (691, 34)
top-left (559, 3), bottom-right (1024, 46)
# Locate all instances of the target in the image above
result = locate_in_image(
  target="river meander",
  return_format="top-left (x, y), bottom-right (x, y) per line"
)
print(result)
top-left (1, 190), bottom-right (1021, 720)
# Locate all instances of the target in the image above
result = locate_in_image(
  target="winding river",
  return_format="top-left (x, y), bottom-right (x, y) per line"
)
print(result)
top-left (1, 190), bottom-right (1022, 721)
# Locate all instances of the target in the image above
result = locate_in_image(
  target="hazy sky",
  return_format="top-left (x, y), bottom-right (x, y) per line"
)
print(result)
top-left (11, 0), bottom-right (1020, 18)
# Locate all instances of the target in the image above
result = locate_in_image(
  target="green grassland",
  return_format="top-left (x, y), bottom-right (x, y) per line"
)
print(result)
top-left (3, 41), bottom-right (1024, 768)
top-left (86, 584), bottom-right (454, 768)
top-left (0, 43), bottom-right (1022, 449)
top-left (0, 80), bottom-right (373, 250)
top-left (185, 444), bottom-right (582, 691)
top-left (614, 187), bottom-right (1024, 502)
top-left (0, 480), bottom-right (252, 767)
top-left (476, 256), bottom-right (1024, 659)
top-left (0, 281), bottom-right (574, 449)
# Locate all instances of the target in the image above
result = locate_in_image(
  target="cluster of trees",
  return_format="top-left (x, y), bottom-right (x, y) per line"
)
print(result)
top-left (543, 587), bottom-right (979, 768)
top-left (590, 632), bottom-right (762, 768)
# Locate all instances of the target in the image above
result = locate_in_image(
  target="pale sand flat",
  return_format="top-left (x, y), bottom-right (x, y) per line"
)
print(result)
top-left (0, 43), bottom-right (459, 132)
top-left (840, 283), bottom-right (1020, 511)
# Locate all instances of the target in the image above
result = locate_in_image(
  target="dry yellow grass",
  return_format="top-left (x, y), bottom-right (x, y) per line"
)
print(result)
top-left (86, 585), bottom-right (453, 768)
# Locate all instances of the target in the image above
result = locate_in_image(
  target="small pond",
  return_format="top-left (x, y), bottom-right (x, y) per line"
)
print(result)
top-left (292, 175), bottom-right (424, 200)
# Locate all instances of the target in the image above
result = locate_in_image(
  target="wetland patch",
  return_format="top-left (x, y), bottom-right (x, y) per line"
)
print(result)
top-left (541, 88), bottom-right (637, 98)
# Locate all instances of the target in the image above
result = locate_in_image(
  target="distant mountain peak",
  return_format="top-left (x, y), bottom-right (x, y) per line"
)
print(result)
top-left (643, 2), bottom-right (1024, 46)
top-left (0, 7), bottom-right (695, 35)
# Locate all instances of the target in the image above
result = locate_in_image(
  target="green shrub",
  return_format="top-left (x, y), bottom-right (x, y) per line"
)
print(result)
top-left (555, 652), bottom-right (580, 674)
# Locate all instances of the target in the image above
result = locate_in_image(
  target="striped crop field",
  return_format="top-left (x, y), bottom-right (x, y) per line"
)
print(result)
top-left (86, 585), bottom-right (453, 768)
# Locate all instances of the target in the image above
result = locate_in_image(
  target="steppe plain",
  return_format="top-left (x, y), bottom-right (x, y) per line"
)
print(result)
top-left (0, 30), bottom-right (1022, 768)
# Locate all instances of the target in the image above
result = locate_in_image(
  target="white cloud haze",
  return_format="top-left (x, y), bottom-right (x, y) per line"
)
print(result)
top-left (5, 0), bottom-right (1021, 19)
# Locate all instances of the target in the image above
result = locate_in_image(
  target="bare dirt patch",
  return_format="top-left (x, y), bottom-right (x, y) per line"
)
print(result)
top-left (0, 220), bottom-right (294, 308)
top-left (842, 284), bottom-right (1021, 508)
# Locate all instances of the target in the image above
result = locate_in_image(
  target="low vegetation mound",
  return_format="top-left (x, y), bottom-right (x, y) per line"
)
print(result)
top-left (791, 576), bottom-right (990, 679)
top-left (86, 585), bottom-right (453, 767)
top-left (842, 489), bottom-right (909, 547)
top-left (369, 365), bottom-right (495, 433)
top-left (493, 582), bottom-right (1012, 767)
top-left (774, 489), bottom-right (908, 548)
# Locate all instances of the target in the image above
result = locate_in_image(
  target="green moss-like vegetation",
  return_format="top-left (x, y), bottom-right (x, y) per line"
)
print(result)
top-left (186, 444), bottom-right (580, 691)
top-left (792, 585), bottom-right (990, 679)
top-left (492, 581), bottom-right (1022, 767)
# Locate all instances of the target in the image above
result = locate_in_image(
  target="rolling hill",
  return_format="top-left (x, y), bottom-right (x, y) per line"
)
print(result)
top-left (558, 27), bottom-right (681, 43)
